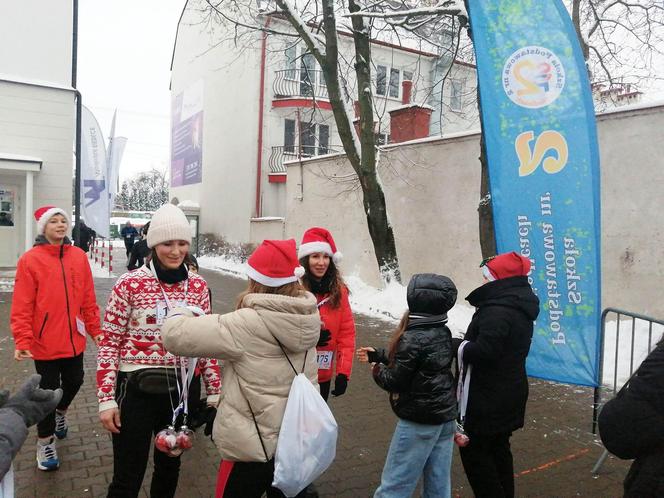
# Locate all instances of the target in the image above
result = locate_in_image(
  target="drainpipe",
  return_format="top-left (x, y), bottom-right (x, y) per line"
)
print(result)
top-left (72, 0), bottom-right (82, 246)
top-left (254, 16), bottom-right (271, 218)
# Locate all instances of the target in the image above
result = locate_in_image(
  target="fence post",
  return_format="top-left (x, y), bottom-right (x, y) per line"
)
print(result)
top-left (109, 241), bottom-right (113, 276)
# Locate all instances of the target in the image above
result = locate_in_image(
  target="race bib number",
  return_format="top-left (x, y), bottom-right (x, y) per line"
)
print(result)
top-left (156, 301), bottom-right (187, 325)
top-left (76, 316), bottom-right (87, 337)
top-left (317, 351), bottom-right (334, 370)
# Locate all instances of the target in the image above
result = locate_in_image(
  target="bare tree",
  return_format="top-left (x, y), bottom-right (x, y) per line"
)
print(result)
top-left (190, 0), bottom-right (468, 282)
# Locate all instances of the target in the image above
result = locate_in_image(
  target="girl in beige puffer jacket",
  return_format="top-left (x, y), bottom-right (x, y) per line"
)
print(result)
top-left (162, 239), bottom-right (320, 498)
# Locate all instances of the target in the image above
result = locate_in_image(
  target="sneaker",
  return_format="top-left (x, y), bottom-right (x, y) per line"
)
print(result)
top-left (36, 437), bottom-right (59, 471)
top-left (54, 410), bottom-right (68, 439)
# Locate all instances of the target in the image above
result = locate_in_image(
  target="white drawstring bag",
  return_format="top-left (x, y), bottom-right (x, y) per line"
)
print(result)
top-left (272, 373), bottom-right (338, 497)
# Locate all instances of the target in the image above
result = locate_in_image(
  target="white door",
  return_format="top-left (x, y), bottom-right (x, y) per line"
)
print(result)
top-left (0, 185), bottom-right (20, 266)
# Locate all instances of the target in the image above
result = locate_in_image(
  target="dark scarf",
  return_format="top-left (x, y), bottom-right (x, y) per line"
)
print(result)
top-left (154, 261), bottom-right (189, 284)
top-left (308, 270), bottom-right (333, 295)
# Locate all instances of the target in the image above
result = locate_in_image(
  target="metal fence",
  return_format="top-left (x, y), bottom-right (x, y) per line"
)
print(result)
top-left (268, 145), bottom-right (342, 174)
top-left (273, 69), bottom-right (329, 100)
top-left (591, 307), bottom-right (664, 473)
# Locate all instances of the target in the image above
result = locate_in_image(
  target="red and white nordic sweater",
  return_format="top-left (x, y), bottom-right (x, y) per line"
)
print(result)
top-left (97, 266), bottom-right (221, 411)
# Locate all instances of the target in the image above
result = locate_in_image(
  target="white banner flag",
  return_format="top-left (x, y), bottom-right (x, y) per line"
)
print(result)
top-left (80, 106), bottom-right (109, 238)
top-left (106, 110), bottom-right (127, 210)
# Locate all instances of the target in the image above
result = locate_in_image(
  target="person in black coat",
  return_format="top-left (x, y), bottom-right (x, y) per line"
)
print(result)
top-left (357, 273), bottom-right (458, 498)
top-left (457, 251), bottom-right (539, 498)
top-left (126, 222), bottom-right (150, 271)
top-left (72, 219), bottom-right (94, 253)
top-left (120, 221), bottom-right (139, 257)
top-left (598, 336), bottom-right (664, 497)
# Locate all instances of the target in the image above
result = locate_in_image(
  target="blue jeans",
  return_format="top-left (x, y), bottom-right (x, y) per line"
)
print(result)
top-left (375, 418), bottom-right (455, 498)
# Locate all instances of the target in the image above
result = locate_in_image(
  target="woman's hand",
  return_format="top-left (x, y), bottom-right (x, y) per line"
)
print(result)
top-left (356, 347), bottom-right (376, 363)
top-left (14, 349), bottom-right (33, 361)
top-left (100, 407), bottom-right (122, 434)
top-left (93, 334), bottom-right (104, 346)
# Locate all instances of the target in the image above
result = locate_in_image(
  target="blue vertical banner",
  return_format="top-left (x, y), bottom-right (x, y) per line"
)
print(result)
top-left (467, 0), bottom-right (601, 386)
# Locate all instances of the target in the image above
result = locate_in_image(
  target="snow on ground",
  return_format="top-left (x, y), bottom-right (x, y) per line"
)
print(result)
top-left (601, 317), bottom-right (664, 388)
top-left (198, 255), bottom-right (475, 335)
top-left (88, 254), bottom-right (116, 278)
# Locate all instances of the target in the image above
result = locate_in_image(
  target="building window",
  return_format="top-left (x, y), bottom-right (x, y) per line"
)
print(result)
top-left (376, 65), bottom-right (387, 96)
top-left (318, 125), bottom-right (329, 155)
top-left (375, 132), bottom-right (390, 146)
top-left (301, 122), bottom-right (317, 156)
top-left (284, 119), bottom-right (295, 153)
top-left (285, 45), bottom-right (297, 80)
top-left (450, 80), bottom-right (463, 111)
top-left (389, 68), bottom-right (400, 98)
top-left (376, 65), bottom-right (414, 99)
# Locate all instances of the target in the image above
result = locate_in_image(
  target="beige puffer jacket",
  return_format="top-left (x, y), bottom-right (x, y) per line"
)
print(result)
top-left (162, 292), bottom-right (320, 462)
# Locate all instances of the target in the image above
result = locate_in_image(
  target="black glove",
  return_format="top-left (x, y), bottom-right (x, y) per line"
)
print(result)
top-left (317, 329), bottom-right (331, 348)
top-left (331, 374), bottom-right (348, 397)
top-left (204, 407), bottom-right (217, 437)
top-left (367, 349), bottom-right (381, 364)
top-left (4, 374), bottom-right (62, 427)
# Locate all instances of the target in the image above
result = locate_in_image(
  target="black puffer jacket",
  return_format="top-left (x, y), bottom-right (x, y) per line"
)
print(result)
top-left (461, 276), bottom-right (539, 435)
top-left (372, 274), bottom-right (458, 425)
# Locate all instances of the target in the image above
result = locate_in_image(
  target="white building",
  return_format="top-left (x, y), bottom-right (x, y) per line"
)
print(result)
top-left (0, 0), bottom-right (76, 266)
top-left (170, 5), bottom-right (478, 245)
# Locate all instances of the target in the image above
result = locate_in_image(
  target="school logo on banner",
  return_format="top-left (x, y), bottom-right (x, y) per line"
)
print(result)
top-left (503, 47), bottom-right (566, 109)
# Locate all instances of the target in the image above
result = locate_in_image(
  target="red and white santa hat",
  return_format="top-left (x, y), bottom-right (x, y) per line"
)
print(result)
top-left (482, 251), bottom-right (531, 281)
top-left (34, 205), bottom-right (70, 235)
top-left (297, 227), bottom-right (343, 264)
top-left (246, 239), bottom-right (306, 287)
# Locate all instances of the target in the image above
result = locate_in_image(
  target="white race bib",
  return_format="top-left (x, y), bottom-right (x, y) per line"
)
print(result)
top-left (75, 316), bottom-right (87, 337)
top-left (156, 300), bottom-right (187, 325)
top-left (317, 351), bottom-right (334, 370)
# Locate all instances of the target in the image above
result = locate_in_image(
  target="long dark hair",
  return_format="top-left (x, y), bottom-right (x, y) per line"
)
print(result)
top-left (299, 256), bottom-right (346, 308)
top-left (387, 311), bottom-right (410, 365)
top-left (236, 279), bottom-right (307, 309)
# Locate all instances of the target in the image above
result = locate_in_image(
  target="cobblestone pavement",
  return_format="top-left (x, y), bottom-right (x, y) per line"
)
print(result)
top-left (0, 255), bottom-right (631, 497)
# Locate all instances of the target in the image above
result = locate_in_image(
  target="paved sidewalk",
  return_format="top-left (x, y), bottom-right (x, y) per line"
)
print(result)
top-left (0, 262), bottom-right (631, 497)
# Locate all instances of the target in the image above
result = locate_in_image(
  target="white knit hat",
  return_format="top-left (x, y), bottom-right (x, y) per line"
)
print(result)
top-left (147, 204), bottom-right (191, 248)
top-left (34, 205), bottom-right (70, 235)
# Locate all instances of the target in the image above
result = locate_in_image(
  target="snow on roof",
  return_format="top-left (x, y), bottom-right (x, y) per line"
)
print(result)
top-left (596, 99), bottom-right (664, 117)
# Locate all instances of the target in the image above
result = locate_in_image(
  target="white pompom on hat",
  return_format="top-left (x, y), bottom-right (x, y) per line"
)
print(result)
top-left (147, 204), bottom-right (192, 248)
top-left (246, 239), bottom-right (305, 287)
top-left (34, 205), bottom-right (70, 235)
top-left (298, 227), bottom-right (343, 264)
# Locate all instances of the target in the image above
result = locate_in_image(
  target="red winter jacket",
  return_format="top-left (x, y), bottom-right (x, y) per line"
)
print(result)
top-left (316, 286), bottom-right (356, 383)
top-left (11, 238), bottom-right (101, 360)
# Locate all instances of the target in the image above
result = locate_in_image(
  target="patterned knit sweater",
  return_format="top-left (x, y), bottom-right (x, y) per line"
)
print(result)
top-left (97, 266), bottom-right (221, 411)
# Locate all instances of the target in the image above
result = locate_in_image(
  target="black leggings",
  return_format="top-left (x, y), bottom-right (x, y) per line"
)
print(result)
top-left (107, 373), bottom-right (182, 498)
top-left (34, 354), bottom-right (84, 438)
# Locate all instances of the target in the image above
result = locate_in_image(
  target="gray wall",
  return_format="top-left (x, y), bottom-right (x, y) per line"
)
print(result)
top-left (285, 103), bottom-right (664, 317)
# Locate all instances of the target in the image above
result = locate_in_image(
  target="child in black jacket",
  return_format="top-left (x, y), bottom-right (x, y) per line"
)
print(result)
top-left (357, 273), bottom-right (458, 498)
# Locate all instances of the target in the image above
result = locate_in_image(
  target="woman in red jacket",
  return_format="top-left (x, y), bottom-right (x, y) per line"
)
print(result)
top-left (10, 205), bottom-right (101, 471)
top-left (298, 227), bottom-right (356, 400)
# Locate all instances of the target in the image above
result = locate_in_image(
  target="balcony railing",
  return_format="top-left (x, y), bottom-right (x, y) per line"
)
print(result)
top-left (273, 69), bottom-right (329, 100)
top-left (269, 145), bottom-right (342, 174)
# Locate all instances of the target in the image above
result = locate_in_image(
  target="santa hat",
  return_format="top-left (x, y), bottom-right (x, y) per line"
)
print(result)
top-left (481, 251), bottom-right (531, 281)
top-left (147, 204), bottom-right (191, 248)
top-left (298, 227), bottom-right (343, 264)
top-left (246, 239), bottom-right (306, 287)
top-left (34, 205), bottom-right (70, 235)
